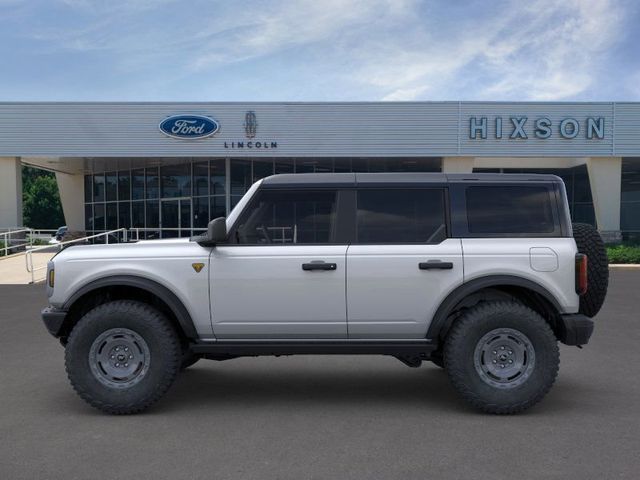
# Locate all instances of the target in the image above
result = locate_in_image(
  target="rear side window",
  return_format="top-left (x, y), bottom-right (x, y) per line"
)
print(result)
top-left (356, 189), bottom-right (447, 243)
top-left (466, 186), bottom-right (555, 234)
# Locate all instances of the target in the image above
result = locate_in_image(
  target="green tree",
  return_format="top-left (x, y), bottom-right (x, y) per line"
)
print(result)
top-left (22, 166), bottom-right (65, 228)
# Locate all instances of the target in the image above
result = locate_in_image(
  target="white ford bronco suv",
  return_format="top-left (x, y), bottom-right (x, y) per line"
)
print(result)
top-left (41, 173), bottom-right (608, 415)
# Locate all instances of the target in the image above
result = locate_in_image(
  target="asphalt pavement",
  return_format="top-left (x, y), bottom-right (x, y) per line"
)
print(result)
top-left (1, 269), bottom-right (639, 480)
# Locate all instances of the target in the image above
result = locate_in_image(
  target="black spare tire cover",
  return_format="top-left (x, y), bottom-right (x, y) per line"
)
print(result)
top-left (572, 223), bottom-right (609, 317)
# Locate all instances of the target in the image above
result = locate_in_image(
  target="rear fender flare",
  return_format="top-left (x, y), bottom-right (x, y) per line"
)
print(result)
top-left (426, 275), bottom-right (562, 341)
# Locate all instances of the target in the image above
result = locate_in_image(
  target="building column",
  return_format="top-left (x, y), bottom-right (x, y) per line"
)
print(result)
top-left (55, 172), bottom-right (85, 231)
top-left (586, 157), bottom-right (622, 243)
top-left (0, 157), bottom-right (23, 228)
top-left (442, 156), bottom-right (475, 173)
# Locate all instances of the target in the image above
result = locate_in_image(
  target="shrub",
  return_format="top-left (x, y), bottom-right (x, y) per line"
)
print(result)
top-left (607, 244), bottom-right (640, 264)
top-left (0, 240), bottom-right (4, 257)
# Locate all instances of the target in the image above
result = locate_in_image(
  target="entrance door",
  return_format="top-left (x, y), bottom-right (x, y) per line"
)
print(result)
top-left (161, 198), bottom-right (192, 238)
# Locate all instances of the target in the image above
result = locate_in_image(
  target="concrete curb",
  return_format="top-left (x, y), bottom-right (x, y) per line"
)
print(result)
top-left (609, 264), bottom-right (640, 268)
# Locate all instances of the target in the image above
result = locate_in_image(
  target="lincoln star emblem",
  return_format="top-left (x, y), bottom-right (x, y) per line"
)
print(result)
top-left (192, 263), bottom-right (205, 273)
top-left (244, 110), bottom-right (257, 138)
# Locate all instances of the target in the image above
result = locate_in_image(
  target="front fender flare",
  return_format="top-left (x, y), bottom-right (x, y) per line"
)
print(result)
top-left (63, 274), bottom-right (198, 339)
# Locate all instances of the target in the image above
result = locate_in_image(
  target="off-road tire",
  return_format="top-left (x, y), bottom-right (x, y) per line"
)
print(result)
top-left (180, 351), bottom-right (201, 370)
top-left (444, 301), bottom-right (559, 414)
top-left (572, 222), bottom-right (609, 317)
top-left (430, 351), bottom-right (445, 368)
top-left (65, 300), bottom-right (181, 415)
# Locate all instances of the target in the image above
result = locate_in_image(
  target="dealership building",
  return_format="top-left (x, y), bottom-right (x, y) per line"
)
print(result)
top-left (1, 101), bottom-right (639, 242)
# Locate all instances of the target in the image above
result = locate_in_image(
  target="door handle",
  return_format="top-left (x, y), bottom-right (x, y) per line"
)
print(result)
top-left (302, 261), bottom-right (337, 271)
top-left (419, 260), bottom-right (454, 270)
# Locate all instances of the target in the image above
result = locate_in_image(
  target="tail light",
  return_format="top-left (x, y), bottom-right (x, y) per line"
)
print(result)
top-left (575, 254), bottom-right (588, 295)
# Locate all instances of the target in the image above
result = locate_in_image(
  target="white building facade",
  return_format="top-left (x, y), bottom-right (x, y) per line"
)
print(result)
top-left (1, 101), bottom-right (639, 242)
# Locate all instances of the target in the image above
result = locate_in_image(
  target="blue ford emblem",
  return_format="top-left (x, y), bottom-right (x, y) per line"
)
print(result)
top-left (159, 114), bottom-right (219, 139)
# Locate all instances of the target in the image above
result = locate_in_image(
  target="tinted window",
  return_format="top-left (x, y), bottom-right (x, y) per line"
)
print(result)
top-left (356, 189), bottom-right (447, 243)
top-left (466, 186), bottom-right (555, 234)
top-left (235, 190), bottom-right (337, 244)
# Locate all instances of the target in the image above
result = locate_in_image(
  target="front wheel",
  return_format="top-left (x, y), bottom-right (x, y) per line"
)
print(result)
top-left (443, 301), bottom-right (559, 414)
top-left (65, 300), bottom-right (182, 414)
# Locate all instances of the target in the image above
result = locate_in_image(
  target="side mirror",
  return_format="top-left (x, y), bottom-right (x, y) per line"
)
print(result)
top-left (208, 217), bottom-right (227, 243)
top-left (192, 217), bottom-right (227, 246)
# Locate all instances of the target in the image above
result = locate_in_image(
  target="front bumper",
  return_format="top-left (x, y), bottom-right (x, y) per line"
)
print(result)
top-left (557, 314), bottom-right (594, 346)
top-left (41, 307), bottom-right (68, 338)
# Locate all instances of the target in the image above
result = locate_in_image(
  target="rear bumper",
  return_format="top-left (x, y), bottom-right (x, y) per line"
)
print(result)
top-left (41, 307), bottom-right (68, 338)
top-left (557, 314), bottom-right (594, 346)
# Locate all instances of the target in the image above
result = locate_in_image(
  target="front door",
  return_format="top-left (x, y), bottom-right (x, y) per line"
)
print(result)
top-left (210, 188), bottom-right (348, 339)
top-left (161, 198), bottom-right (192, 238)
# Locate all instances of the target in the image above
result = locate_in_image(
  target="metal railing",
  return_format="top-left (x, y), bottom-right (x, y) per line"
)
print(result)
top-left (128, 227), bottom-right (207, 242)
top-left (0, 228), bottom-right (61, 257)
top-left (25, 228), bottom-right (128, 284)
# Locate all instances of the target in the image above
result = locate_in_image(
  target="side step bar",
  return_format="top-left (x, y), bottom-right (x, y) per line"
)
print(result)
top-left (190, 340), bottom-right (437, 357)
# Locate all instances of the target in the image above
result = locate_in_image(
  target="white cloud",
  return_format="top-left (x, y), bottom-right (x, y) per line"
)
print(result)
top-left (349, 0), bottom-right (626, 101)
top-left (12, 0), bottom-right (631, 100)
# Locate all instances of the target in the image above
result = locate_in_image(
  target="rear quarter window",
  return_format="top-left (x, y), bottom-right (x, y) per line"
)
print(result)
top-left (466, 186), bottom-right (556, 234)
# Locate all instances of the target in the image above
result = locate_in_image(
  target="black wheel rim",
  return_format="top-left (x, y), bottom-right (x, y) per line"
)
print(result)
top-left (89, 328), bottom-right (151, 389)
top-left (473, 328), bottom-right (535, 389)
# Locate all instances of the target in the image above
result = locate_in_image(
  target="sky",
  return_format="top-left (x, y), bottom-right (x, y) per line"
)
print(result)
top-left (0, 0), bottom-right (639, 101)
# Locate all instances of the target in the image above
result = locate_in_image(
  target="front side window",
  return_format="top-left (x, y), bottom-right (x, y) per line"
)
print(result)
top-left (356, 189), bottom-right (447, 243)
top-left (234, 190), bottom-right (337, 244)
top-left (466, 186), bottom-right (555, 234)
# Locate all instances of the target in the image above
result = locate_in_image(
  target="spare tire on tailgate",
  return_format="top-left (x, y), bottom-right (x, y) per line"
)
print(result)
top-left (572, 223), bottom-right (609, 317)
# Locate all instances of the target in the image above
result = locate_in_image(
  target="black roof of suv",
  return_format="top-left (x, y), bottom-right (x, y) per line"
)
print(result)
top-left (261, 172), bottom-right (565, 188)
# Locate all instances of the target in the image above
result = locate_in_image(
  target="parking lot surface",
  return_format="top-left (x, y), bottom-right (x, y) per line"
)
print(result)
top-left (1, 269), bottom-right (639, 480)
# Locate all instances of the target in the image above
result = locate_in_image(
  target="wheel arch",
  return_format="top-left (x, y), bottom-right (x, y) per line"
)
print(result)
top-left (426, 275), bottom-right (563, 342)
top-left (60, 275), bottom-right (198, 342)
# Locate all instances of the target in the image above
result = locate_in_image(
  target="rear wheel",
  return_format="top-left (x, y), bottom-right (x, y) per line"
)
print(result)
top-left (444, 301), bottom-right (559, 414)
top-left (65, 300), bottom-right (182, 414)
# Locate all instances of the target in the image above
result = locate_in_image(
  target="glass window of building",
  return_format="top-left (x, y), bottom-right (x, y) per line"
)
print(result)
top-left (210, 196), bottom-right (226, 219)
top-left (105, 172), bottom-right (117, 201)
top-left (193, 161), bottom-right (209, 196)
top-left (106, 203), bottom-right (118, 230)
top-left (146, 167), bottom-right (159, 199)
top-left (161, 163), bottom-right (191, 198)
top-left (118, 171), bottom-right (131, 201)
top-left (253, 159), bottom-right (274, 182)
top-left (231, 159), bottom-right (252, 196)
top-left (84, 175), bottom-right (92, 203)
top-left (132, 169), bottom-right (145, 200)
top-left (93, 174), bottom-right (105, 202)
top-left (118, 202), bottom-right (131, 230)
top-left (84, 204), bottom-right (93, 232)
top-left (621, 158), bottom-right (640, 239)
top-left (94, 203), bottom-right (105, 231)
top-left (193, 196), bottom-right (209, 229)
top-left (132, 201), bottom-right (145, 228)
top-left (210, 159), bottom-right (226, 195)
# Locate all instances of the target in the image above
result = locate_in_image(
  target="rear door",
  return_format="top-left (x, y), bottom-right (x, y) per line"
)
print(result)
top-left (346, 187), bottom-right (463, 338)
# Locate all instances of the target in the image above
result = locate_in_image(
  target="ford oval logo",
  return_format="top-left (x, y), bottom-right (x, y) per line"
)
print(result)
top-left (159, 114), bottom-right (219, 139)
